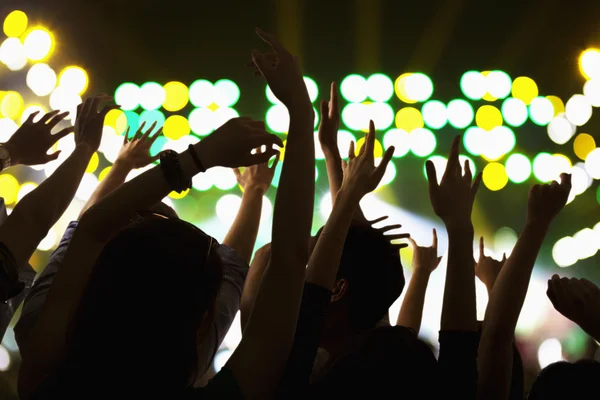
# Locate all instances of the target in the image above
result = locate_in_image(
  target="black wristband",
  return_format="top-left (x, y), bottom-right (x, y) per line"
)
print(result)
top-left (187, 144), bottom-right (206, 173)
top-left (159, 150), bottom-right (191, 193)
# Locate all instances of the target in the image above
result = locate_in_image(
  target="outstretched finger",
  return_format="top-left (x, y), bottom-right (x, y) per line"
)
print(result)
top-left (51, 126), bottom-right (74, 142)
top-left (123, 127), bottom-right (131, 144)
top-left (365, 120), bottom-right (376, 160)
top-left (320, 100), bottom-right (329, 122)
top-left (330, 82), bottom-right (339, 118)
top-left (24, 111), bottom-right (41, 124)
top-left (378, 223), bottom-right (403, 233)
top-left (368, 215), bottom-right (389, 225)
top-left (471, 172), bottom-right (482, 196)
top-left (479, 237), bottom-right (485, 260)
top-left (408, 236), bottom-right (418, 249)
top-left (348, 141), bottom-right (356, 160)
top-left (256, 28), bottom-right (286, 54)
top-left (47, 111), bottom-right (70, 128)
top-left (141, 122), bottom-right (158, 140)
top-left (133, 122), bottom-right (147, 141)
top-left (149, 127), bottom-right (163, 145)
top-left (425, 160), bottom-right (439, 194)
top-left (432, 228), bottom-right (438, 249)
top-left (39, 110), bottom-right (61, 124)
top-left (386, 233), bottom-right (411, 240)
top-left (373, 146), bottom-right (395, 183)
top-left (445, 136), bottom-right (461, 175)
top-left (233, 168), bottom-right (242, 179)
top-left (463, 159), bottom-right (472, 181)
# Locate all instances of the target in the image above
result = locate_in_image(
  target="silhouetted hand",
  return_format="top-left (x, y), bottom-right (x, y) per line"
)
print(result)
top-left (197, 117), bottom-right (283, 169)
top-left (526, 173), bottom-right (572, 228)
top-left (408, 229), bottom-right (442, 275)
top-left (234, 154), bottom-right (279, 195)
top-left (340, 120), bottom-right (394, 198)
top-left (365, 215), bottom-right (409, 251)
top-left (426, 136), bottom-right (481, 229)
top-left (116, 122), bottom-right (162, 169)
top-left (75, 95), bottom-right (119, 152)
top-left (475, 237), bottom-right (506, 291)
top-left (4, 110), bottom-right (72, 165)
top-left (318, 82), bottom-right (340, 154)
top-left (547, 275), bottom-right (600, 341)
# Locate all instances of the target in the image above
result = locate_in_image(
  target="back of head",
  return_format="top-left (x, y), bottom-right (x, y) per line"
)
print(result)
top-left (53, 216), bottom-right (223, 396)
top-left (529, 360), bottom-right (600, 400)
top-left (335, 222), bottom-right (405, 333)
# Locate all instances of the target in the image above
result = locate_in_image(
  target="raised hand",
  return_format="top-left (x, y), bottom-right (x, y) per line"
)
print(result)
top-left (526, 173), bottom-right (572, 228)
top-left (234, 155), bottom-right (279, 195)
top-left (116, 122), bottom-right (162, 169)
top-left (4, 110), bottom-right (73, 165)
top-left (426, 136), bottom-right (481, 229)
top-left (75, 95), bottom-right (119, 152)
top-left (318, 82), bottom-right (340, 154)
top-left (250, 28), bottom-right (310, 111)
top-left (340, 120), bottom-right (395, 198)
top-left (196, 117), bottom-right (283, 169)
top-left (408, 229), bottom-right (442, 275)
top-left (547, 275), bottom-right (600, 341)
top-left (475, 237), bottom-right (506, 292)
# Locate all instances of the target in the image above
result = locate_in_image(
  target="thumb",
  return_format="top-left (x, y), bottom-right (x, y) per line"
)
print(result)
top-left (233, 168), bottom-right (242, 178)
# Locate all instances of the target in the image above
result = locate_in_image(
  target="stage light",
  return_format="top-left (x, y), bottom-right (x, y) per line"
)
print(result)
top-left (377, 161), bottom-right (396, 188)
top-left (21, 105), bottom-right (45, 124)
top-left (189, 80), bottom-right (214, 107)
top-left (552, 237), bottom-right (577, 268)
top-left (23, 28), bottom-right (54, 61)
top-left (447, 99), bottom-right (474, 129)
top-left (421, 100), bottom-right (447, 129)
top-left (266, 104), bottom-right (291, 132)
top-left (341, 74), bottom-right (368, 103)
top-left (27, 63), bottom-right (57, 96)
top-left (574, 228), bottom-right (599, 259)
top-left (49, 87), bottom-right (81, 120)
top-left (86, 152), bottom-right (99, 174)
top-left (355, 136), bottom-right (383, 158)
top-left (216, 194), bottom-right (242, 225)
top-left (585, 148), bottom-right (600, 179)
top-left (139, 109), bottom-right (165, 128)
top-left (476, 105), bottom-right (503, 131)
top-left (0, 37), bottom-right (25, 70)
top-left (150, 135), bottom-right (168, 158)
top-left (394, 73), bottom-right (415, 104)
top-left (547, 114), bottom-right (575, 145)
top-left (464, 127), bottom-right (485, 156)
top-left (533, 153), bottom-right (554, 182)
top-left (481, 126), bottom-right (515, 161)
top-left (551, 153), bottom-right (572, 178)
top-left (212, 107), bottom-right (239, 130)
top-left (1, 91), bottom-right (23, 119)
top-left (75, 173), bottom-right (99, 201)
top-left (104, 109), bottom-right (128, 134)
top-left (3, 10), bottom-right (28, 37)
top-left (98, 167), bottom-right (111, 181)
top-left (115, 83), bottom-right (140, 111)
top-left (303, 77), bottom-right (319, 103)
top-left (211, 167), bottom-right (238, 190)
top-left (138, 82), bottom-right (165, 111)
top-left (570, 164), bottom-right (592, 196)
top-left (494, 227), bottom-right (517, 256)
top-left (0, 118), bottom-right (18, 143)
top-left (189, 108), bottom-right (214, 136)
top-left (16, 182), bottom-right (37, 202)
top-left (482, 163), bottom-right (508, 191)
top-left (583, 79), bottom-right (600, 107)
top-left (213, 79), bottom-right (241, 107)
top-left (565, 94), bottom-right (592, 126)
top-left (336, 130), bottom-right (356, 159)
top-left (409, 128), bottom-right (436, 157)
top-left (404, 73), bottom-right (434, 102)
top-left (192, 170), bottom-right (213, 191)
top-left (529, 97), bottom-right (554, 126)
top-left (383, 129), bottom-right (410, 158)
top-left (265, 85), bottom-right (280, 105)
top-left (546, 95), bottom-right (565, 116)
top-left (501, 98), bottom-right (528, 127)
top-left (58, 66), bottom-right (88, 95)
top-left (367, 73), bottom-right (394, 102)
top-left (369, 102), bottom-right (394, 130)
top-left (163, 81), bottom-right (189, 112)
top-left (163, 115), bottom-right (190, 140)
top-left (486, 70), bottom-right (512, 99)
top-left (395, 107), bottom-right (424, 133)
top-left (124, 111), bottom-right (140, 133)
top-left (505, 153), bottom-right (532, 183)
top-left (511, 77), bottom-right (538, 105)
top-left (168, 188), bottom-right (189, 200)
top-left (320, 192), bottom-right (333, 219)
top-left (37, 227), bottom-right (58, 252)
top-left (0, 345), bottom-right (10, 372)
top-left (0, 174), bottom-right (19, 204)
top-left (99, 126), bottom-right (123, 163)
top-left (460, 70), bottom-right (486, 100)
top-left (579, 49), bottom-right (600, 80)
top-left (480, 71), bottom-right (497, 101)
top-left (342, 103), bottom-right (368, 131)
top-left (574, 133), bottom-right (596, 160)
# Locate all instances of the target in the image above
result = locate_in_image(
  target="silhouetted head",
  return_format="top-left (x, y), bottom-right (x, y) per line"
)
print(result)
top-left (45, 216), bottom-right (223, 396)
top-left (529, 360), bottom-right (600, 400)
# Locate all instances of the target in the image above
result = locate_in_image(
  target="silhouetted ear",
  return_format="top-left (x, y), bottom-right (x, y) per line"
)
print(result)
top-left (331, 279), bottom-right (349, 303)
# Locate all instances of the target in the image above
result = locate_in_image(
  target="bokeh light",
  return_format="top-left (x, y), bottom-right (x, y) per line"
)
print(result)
top-left (139, 110), bottom-right (165, 129)
top-left (58, 66), bottom-right (88, 95)
top-left (341, 74), bottom-right (368, 103)
top-left (447, 99), bottom-right (474, 129)
top-left (529, 97), bottom-right (554, 126)
top-left (49, 87), bottom-right (81, 120)
top-left (1, 91), bottom-right (24, 119)
top-left (189, 80), bottom-right (214, 107)
top-left (216, 194), bottom-right (242, 225)
top-left (355, 137), bottom-right (383, 158)
top-left (421, 100), bottom-right (447, 129)
top-left (486, 70), bottom-right (512, 99)
top-left (213, 79), bottom-right (241, 107)
top-left (511, 77), bottom-right (538, 105)
top-left (336, 130), bottom-right (357, 159)
top-left (533, 153), bottom-right (555, 182)
top-left (266, 104), bottom-right (290, 133)
top-left (367, 74), bottom-right (394, 102)
top-left (460, 70), bottom-right (486, 100)
top-left (368, 102), bottom-right (395, 130)
top-left (565, 94), bottom-right (592, 126)
top-left (0, 345), bottom-right (10, 372)
top-left (573, 133), bottom-right (596, 160)
top-left (137, 82), bottom-right (165, 111)
top-left (342, 103), bottom-right (368, 131)
top-left (481, 126), bottom-right (515, 161)
top-left (403, 73), bottom-right (434, 102)
top-left (383, 129), bottom-right (410, 158)
top-left (86, 152), bottom-right (99, 174)
top-left (0, 174), bottom-right (19, 204)
top-left (464, 127), bottom-right (485, 156)
top-left (585, 148), bottom-right (600, 179)
top-left (494, 227), bottom-right (518, 256)
top-left (476, 105), bottom-right (503, 131)
top-left (213, 107), bottom-right (240, 130)
top-left (553, 236), bottom-right (577, 267)
top-left (579, 49), bottom-right (600, 80)
top-left (547, 114), bottom-right (575, 145)
top-left (583, 79), bottom-right (600, 107)
top-left (27, 63), bottom-right (57, 96)
top-left (482, 163), bottom-right (509, 191)
top-left (37, 227), bottom-right (58, 252)
top-left (409, 128), bottom-right (436, 157)
top-left (0, 37), bottom-right (27, 71)
top-left (3, 10), bottom-right (28, 38)
top-left (546, 96), bottom-right (565, 116)
top-left (17, 182), bottom-right (37, 202)
top-left (189, 108), bottom-right (214, 136)
top-left (163, 81), bottom-right (189, 112)
top-left (115, 83), bottom-right (140, 111)
top-left (0, 118), bottom-right (18, 143)
top-left (23, 28), bottom-right (54, 61)
top-left (505, 153), bottom-right (532, 183)
top-left (394, 73), bottom-right (415, 104)
top-left (302, 77), bottom-right (319, 103)
top-left (538, 338), bottom-right (563, 369)
top-left (395, 107), bottom-right (424, 132)
top-left (501, 98), bottom-right (528, 127)
top-left (163, 115), bottom-right (190, 140)
top-left (104, 109), bottom-right (128, 134)
top-left (21, 105), bottom-right (45, 124)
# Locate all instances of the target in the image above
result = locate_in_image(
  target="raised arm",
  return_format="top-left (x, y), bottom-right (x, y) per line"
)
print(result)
top-left (240, 242), bottom-right (271, 330)
top-left (223, 157), bottom-right (278, 263)
top-left (478, 174), bottom-right (571, 400)
top-left (225, 28), bottom-right (315, 399)
top-left (475, 237), bottom-right (506, 296)
top-left (396, 229), bottom-right (441, 333)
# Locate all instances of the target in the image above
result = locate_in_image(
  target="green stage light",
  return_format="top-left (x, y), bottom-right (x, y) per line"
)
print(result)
top-left (304, 76), bottom-right (319, 103)
top-left (501, 97), bottom-right (528, 127)
top-left (189, 108), bottom-right (214, 136)
top-left (213, 79), bottom-right (240, 107)
top-left (421, 100), bottom-right (447, 129)
top-left (139, 82), bottom-right (165, 111)
top-left (410, 128), bottom-right (436, 157)
top-left (505, 153), bottom-right (531, 183)
top-left (139, 109), bottom-right (165, 128)
top-left (150, 135), bottom-right (168, 158)
top-left (114, 82), bottom-right (140, 111)
top-left (447, 99), bottom-right (474, 129)
top-left (266, 105), bottom-right (289, 133)
top-left (189, 79), bottom-right (214, 108)
top-left (486, 70), bottom-right (512, 99)
top-left (340, 74), bottom-right (367, 103)
top-left (464, 127), bottom-right (484, 156)
top-left (403, 73), bottom-right (433, 102)
top-left (533, 152), bottom-right (554, 182)
top-left (367, 73), bottom-right (394, 102)
top-left (383, 129), bottom-right (410, 158)
top-left (529, 96), bottom-right (554, 126)
top-left (124, 111), bottom-right (139, 133)
top-left (423, 155), bottom-right (447, 181)
top-left (460, 71), bottom-right (485, 100)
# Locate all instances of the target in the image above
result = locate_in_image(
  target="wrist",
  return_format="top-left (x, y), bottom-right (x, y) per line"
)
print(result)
top-left (2, 141), bottom-right (19, 166)
top-left (336, 185), bottom-right (362, 206)
top-left (524, 219), bottom-right (551, 234)
top-left (411, 268), bottom-right (433, 280)
top-left (243, 185), bottom-right (266, 197)
top-left (75, 142), bottom-right (96, 157)
top-left (193, 140), bottom-right (216, 170)
top-left (445, 221), bottom-right (474, 235)
top-left (111, 159), bottom-right (134, 175)
top-left (288, 101), bottom-right (314, 121)
top-left (322, 146), bottom-right (342, 161)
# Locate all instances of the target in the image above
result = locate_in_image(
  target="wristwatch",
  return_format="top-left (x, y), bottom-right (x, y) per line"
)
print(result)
top-left (0, 144), bottom-right (11, 172)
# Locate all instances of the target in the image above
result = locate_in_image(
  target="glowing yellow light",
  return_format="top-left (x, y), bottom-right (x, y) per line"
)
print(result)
top-left (23, 28), bottom-right (54, 61)
top-left (163, 81), bottom-right (189, 112)
top-left (476, 105), bottom-right (503, 131)
top-left (169, 188), bottom-right (190, 199)
top-left (86, 152), bottom-right (99, 174)
top-left (395, 107), bottom-right (424, 132)
top-left (511, 77), bottom-right (538, 105)
top-left (579, 49), bottom-right (600, 80)
top-left (482, 162), bottom-right (509, 191)
top-left (574, 133), bottom-right (596, 161)
top-left (104, 109), bottom-right (128, 134)
top-left (0, 92), bottom-right (23, 120)
top-left (355, 137), bottom-right (383, 158)
top-left (0, 174), bottom-right (19, 204)
top-left (98, 166), bottom-right (112, 181)
top-left (3, 10), bottom-right (28, 38)
top-left (59, 66), bottom-right (89, 95)
top-left (546, 96), bottom-right (565, 116)
top-left (481, 71), bottom-right (498, 102)
top-left (163, 115), bottom-right (190, 140)
top-left (394, 73), bottom-right (417, 104)
top-left (553, 153), bottom-right (572, 169)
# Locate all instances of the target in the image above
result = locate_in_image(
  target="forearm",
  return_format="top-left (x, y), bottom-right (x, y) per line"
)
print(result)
top-left (223, 187), bottom-right (264, 264)
top-left (240, 250), bottom-right (270, 330)
top-left (324, 149), bottom-right (367, 222)
top-left (79, 161), bottom-right (132, 218)
top-left (441, 223), bottom-right (477, 332)
top-left (397, 270), bottom-right (431, 333)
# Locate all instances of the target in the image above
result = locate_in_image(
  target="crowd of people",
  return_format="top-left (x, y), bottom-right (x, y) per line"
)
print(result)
top-left (0, 28), bottom-right (599, 399)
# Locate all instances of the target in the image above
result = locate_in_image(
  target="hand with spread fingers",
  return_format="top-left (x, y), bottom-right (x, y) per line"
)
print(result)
top-left (547, 275), bottom-right (600, 341)
top-left (75, 95), bottom-right (120, 152)
top-left (116, 122), bottom-right (163, 169)
top-left (3, 110), bottom-right (73, 166)
top-left (234, 155), bottom-right (279, 195)
top-left (409, 229), bottom-right (442, 275)
top-left (368, 216), bottom-right (410, 251)
top-left (318, 82), bottom-right (341, 155)
top-left (475, 237), bottom-right (506, 292)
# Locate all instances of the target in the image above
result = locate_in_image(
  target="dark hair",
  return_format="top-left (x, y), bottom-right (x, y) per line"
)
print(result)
top-left (326, 222), bottom-right (405, 333)
top-left (529, 359), bottom-right (600, 399)
top-left (46, 217), bottom-right (223, 396)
